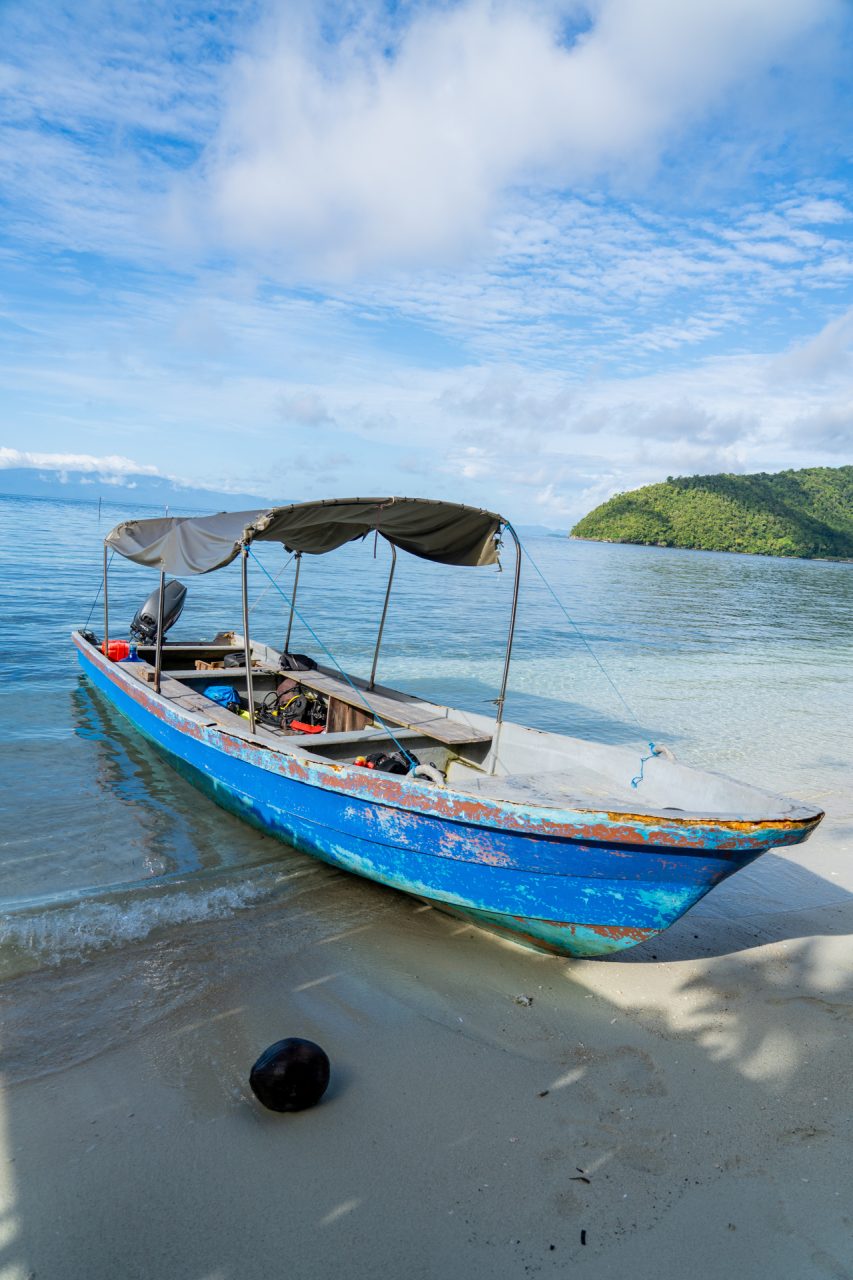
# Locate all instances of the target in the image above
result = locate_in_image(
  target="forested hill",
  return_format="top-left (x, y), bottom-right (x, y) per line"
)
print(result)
top-left (571, 466), bottom-right (853, 559)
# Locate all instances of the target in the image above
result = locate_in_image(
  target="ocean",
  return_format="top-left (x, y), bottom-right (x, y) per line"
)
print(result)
top-left (1, 489), bottom-right (851, 990)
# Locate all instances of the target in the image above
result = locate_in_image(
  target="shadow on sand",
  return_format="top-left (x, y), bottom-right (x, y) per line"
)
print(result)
top-left (0, 840), bottom-right (850, 1279)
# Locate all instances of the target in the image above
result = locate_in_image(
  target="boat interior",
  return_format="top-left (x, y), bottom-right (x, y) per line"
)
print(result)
top-left (91, 633), bottom-right (818, 824)
top-left (120, 633), bottom-right (485, 770)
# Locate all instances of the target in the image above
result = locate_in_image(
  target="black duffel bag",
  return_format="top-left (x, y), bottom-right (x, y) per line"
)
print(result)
top-left (279, 653), bottom-right (318, 672)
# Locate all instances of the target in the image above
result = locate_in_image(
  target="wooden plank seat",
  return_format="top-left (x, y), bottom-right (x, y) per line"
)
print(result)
top-left (154, 667), bottom-right (257, 681)
top-left (293, 667), bottom-right (492, 747)
top-left (122, 660), bottom-right (217, 704)
top-left (120, 656), bottom-right (490, 748)
top-left (170, 665), bottom-right (491, 747)
top-left (136, 644), bottom-right (245, 656)
top-left (168, 690), bottom-right (284, 745)
top-left (122, 662), bottom-right (285, 746)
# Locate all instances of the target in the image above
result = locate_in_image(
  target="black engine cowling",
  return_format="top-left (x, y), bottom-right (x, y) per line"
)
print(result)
top-left (130, 580), bottom-right (187, 643)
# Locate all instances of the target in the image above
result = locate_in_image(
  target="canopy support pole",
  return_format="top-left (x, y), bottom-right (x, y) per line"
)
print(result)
top-left (368, 543), bottom-right (396, 690)
top-left (284, 551), bottom-right (302, 654)
top-left (490, 525), bottom-right (521, 774)
top-left (102, 541), bottom-right (109, 658)
top-left (241, 547), bottom-right (257, 735)
top-left (154, 569), bottom-right (165, 694)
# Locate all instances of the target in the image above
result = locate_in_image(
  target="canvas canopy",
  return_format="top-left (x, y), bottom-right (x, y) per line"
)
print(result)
top-left (105, 496), bottom-right (504, 576)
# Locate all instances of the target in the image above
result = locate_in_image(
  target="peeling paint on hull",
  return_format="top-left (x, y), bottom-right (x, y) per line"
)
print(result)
top-left (74, 638), bottom-right (821, 958)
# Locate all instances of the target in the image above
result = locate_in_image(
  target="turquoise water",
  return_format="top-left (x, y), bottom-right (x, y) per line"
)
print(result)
top-left (1, 491), bottom-right (851, 969)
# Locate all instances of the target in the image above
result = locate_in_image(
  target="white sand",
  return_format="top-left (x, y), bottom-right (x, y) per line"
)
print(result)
top-left (1, 808), bottom-right (851, 1280)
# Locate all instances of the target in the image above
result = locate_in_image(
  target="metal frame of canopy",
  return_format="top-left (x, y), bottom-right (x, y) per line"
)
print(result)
top-left (99, 498), bottom-right (521, 748)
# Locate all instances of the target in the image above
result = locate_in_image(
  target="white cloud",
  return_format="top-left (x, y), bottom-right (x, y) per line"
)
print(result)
top-left (787, 405), bottom-right (853, 454)
top-left (0, 447), bottom-right (163, 476)
top-left (276, 390), bottom-right (335, 427)
top-left (773, 306), bottom-right (853, 381)
top-left (0, 4), bottom-right (238, 261)
top-left (784, 197), bottom-right (851, 225)
top-left (193, 0), bottom-right (839, 275)
top-left (325, 190), bottom-right (852, 368)
top-left (418, 316), bottom-right (853, 520)
top-left (437, 368), bottom-right (576, 431)
top-left (2, 275), bottom-right (851, 524)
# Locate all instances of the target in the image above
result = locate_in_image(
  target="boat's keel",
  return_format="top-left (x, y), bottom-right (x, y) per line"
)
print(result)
top-left (430, 902), bottom-right (659, 957)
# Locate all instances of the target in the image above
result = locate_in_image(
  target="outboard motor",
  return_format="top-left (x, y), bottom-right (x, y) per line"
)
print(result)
top-left (130, 580), bottom-right (187, 643)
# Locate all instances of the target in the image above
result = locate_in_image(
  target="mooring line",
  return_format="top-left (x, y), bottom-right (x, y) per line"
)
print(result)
top-left (510, 529), bottom-right (657, 785)
top-left (83, 550), bottom-right (114, 629)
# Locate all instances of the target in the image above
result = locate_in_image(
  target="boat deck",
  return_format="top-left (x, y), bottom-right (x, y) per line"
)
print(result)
top-left (454, 764), bottom-right (642, 809)
top-left (122, 649), bottom-right (492, 750)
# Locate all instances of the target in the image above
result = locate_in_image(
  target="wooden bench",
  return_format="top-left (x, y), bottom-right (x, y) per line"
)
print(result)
top-left (136, 644), bottom-right (244, 658)
top-left (294, 667), bottom-right (492, 747)
top-left (168, 690), bottom-right (285, 745)
top-left (122, 656), bottom-right (491, 749)
top-left (122, 661), bottom-right (286, 746)
top-left (150, 667), bottom-right (258, 681)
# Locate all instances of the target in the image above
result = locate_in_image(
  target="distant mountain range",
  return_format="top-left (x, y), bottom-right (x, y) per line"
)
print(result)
top-left (0, 465), bottom-right (569, 534)
top-left (513, 523), bottom-right (567, 538)
top-left (0, 467), bottom-right (283, 513)
top-left (572, 465), bottom-right (853, 559)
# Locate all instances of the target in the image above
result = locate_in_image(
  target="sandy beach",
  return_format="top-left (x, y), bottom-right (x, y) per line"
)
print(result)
top-left (1, 794), bottom-right (850, 1280)
top-left (2, 0), bottom-right (852, 1271)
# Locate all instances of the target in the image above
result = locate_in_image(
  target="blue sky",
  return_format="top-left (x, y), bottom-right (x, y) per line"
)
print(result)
top-left (1, 0), bottom-right (852, 524)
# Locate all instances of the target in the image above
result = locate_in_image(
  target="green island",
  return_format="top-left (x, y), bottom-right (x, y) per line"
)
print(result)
top-left (571, 465), bottom-right (853, 559)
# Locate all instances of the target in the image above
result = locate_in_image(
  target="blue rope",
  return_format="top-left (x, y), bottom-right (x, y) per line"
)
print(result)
top-left (83, 551), bottom-right (114, 629)
top-left (246, 546), bottom-right (418, 769)
top-left (630, 742), bottom-right (659, 789)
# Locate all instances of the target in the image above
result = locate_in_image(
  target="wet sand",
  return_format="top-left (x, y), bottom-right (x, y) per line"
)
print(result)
top-left (0, 807), bottom-right (851, 1280)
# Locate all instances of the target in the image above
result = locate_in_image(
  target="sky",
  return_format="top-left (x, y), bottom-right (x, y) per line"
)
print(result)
top-left (1, 0), bottom-right (852, 526)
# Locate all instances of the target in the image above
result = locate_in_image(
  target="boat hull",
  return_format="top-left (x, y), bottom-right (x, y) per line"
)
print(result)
top-left (74, 639), bottom-right (820, 958)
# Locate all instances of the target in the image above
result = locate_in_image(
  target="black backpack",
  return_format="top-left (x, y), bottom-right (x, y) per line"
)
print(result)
top-left (279, 652), bottom-right (318, 672)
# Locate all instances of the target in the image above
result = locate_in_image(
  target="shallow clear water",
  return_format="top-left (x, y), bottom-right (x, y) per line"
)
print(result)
top-left (1, 491), bottom-right (851, 974)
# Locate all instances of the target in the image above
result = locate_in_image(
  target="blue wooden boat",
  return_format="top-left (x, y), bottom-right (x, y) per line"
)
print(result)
top-left (74, 497), bottom-right (823, 958)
